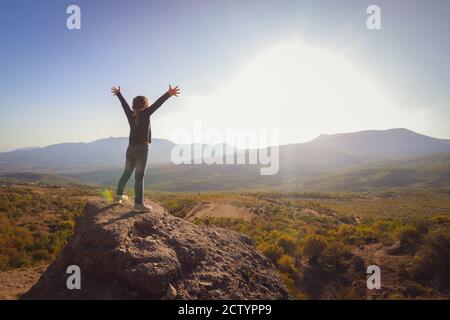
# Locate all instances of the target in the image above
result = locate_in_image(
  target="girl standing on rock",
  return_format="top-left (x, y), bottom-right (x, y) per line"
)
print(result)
top-left (111, 84), bottom-right (180, 211)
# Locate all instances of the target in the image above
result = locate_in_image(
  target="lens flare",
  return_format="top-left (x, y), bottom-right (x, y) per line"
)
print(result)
top-left (100, 189), bottom-right (113, 202)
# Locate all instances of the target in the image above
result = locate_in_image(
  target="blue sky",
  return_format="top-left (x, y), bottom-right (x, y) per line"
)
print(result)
top-left (0, 0), bottom-right (449, 151)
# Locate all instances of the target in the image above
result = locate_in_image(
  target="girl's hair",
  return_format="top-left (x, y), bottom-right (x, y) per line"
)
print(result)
top-left (132, 96), bottom-right (149, 125)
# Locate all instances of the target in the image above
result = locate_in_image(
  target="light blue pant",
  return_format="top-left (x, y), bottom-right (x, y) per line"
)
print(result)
top-left (116, 144), bottom-right (148, 204)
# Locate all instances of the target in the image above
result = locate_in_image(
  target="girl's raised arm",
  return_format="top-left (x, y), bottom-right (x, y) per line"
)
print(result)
top-left (142, 85), bottom-right (180, 117)
top-left (111, 86), bottom-right (132, 118)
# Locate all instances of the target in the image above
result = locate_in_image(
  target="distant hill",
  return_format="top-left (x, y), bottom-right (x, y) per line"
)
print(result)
top-left (0, 137), bottom-right (176, 173)
top-left (54, 153), bottom-right (450, 192)
top-left (4, 154), bottom-right (446, 192)
top-left (294, 153), bottom-right (450, 192)
top-left (0, 138), bottom-right (236, 174)
top-left (250, 128), bottom-right (450, 177)
top-left (307, 128), bottom-right (450, 157)
top-left (0, 172), bottom-right (85, 185)
top-left (10, 147), bottom-right (40, 152)
top-left (1, 128), bottom-right (450, 191)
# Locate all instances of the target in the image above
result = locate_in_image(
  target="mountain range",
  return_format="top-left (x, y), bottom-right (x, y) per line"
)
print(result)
top-left (1, 128), bottom-right (450, 191)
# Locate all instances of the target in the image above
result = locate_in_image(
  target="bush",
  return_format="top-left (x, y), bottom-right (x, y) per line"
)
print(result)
top-left (354, 225), bottom-right (378, 244)
top-left (277, 254), bottom-right (297, 274)
top-left (259, 244), bottom-right (283, 263)
top-left (374, 220), bottom-right (396, 233)
top-left (398, 225), bottom-right (423, 246)
top-left (302, 235), bottom-right (326, 263)
top-left (0, 186), bottom-right (86, 270)
top-left (278, 236), bottom-right (297, 255)
top-left (32, 249), bottom-right (50, 261)
top-left (318, 242), bottom-right (351, 272)
top-left (404, 283), bottom-right (429, 298)
top-left (411, 230), bottom-right (450, 290)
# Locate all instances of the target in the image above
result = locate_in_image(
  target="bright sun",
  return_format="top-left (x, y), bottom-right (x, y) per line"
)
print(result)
top-left (160, 42), bottom-right (424, 147)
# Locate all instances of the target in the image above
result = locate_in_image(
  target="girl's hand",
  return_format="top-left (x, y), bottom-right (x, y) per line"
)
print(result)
top-left (168, 85), bottom-right (180, 97)
top-left (111, 86), bottom-right (121, 96)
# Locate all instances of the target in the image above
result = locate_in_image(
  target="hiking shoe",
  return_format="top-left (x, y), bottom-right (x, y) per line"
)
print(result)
top-left (114, 195), bottom-right (129, 204)
top-left (134, 202), bottom-right (153, 211)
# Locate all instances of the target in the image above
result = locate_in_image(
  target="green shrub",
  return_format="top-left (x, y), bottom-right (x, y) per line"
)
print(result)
top-left (32, 249), bottom-right (50, 261)
top-left (318, 242), bottom-right (351, 272)
top-left (404, 282), bottom-right (429, 298)
top-left (302, 235), bottom-right (326, 263)
top-left (411, 230), bottom-right (450, 290)
top-left (354, 225), bottom-right (378, 244)
top-left (398, 225), bottom-right (423, 246)
top-left (277, 254), bottom-right (297, 274)
top-left (278, 235), bottom-right (297, 255)
top-left (259, 244), bottom-right (283, 263)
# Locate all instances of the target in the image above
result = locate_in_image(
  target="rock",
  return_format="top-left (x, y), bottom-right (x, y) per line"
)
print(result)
top-left (22, 200), bottom-right (291, 300)
top-left (162, 283), bottom-right (177, 300)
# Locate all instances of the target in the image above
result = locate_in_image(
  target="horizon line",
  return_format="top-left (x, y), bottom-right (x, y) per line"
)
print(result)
top-left (2, 127), bottom-right (450, 153)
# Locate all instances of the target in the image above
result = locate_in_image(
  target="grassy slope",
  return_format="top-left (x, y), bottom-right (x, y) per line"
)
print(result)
top-left (1, 180), bottom-right (449, 299)
top-left (3, 153), bottom-right (450, 192)
top-left (152, 189), bottom-right (450, 299)
top-left (293, 154), bottom-right (450, 192)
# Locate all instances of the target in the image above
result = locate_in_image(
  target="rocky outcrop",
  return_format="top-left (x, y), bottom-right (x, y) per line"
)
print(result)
top-left (22, 200), bottom-right (290, 299)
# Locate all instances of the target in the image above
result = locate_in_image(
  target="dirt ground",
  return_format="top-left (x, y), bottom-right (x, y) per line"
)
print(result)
top-left (185, 203), bottom-right (254, 222)
top-left (0, 265), bottom-right (47, 300)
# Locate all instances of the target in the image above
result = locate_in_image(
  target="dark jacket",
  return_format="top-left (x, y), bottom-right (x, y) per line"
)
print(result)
top-left (117, 92), bottom-right (170, 145)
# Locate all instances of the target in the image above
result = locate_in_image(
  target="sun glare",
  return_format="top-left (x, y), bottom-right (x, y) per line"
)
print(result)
top-left (164, 42), bottom-right (424, 147)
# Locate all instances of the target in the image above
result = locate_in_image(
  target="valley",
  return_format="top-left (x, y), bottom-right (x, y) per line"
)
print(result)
top-left (2, 129), bottom-right (450, 192)
top-left (0, 180), bottom-right (448, 299)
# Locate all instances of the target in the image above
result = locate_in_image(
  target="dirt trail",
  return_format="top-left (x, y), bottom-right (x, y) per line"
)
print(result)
top-left (185, 203), bottom-right (254, 222)
top-left (351, 243), bottom-right (401, 298)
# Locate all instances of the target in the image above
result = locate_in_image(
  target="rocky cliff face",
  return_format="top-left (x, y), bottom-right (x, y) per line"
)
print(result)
top-left (22, 200), bottom-right (290, 299)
